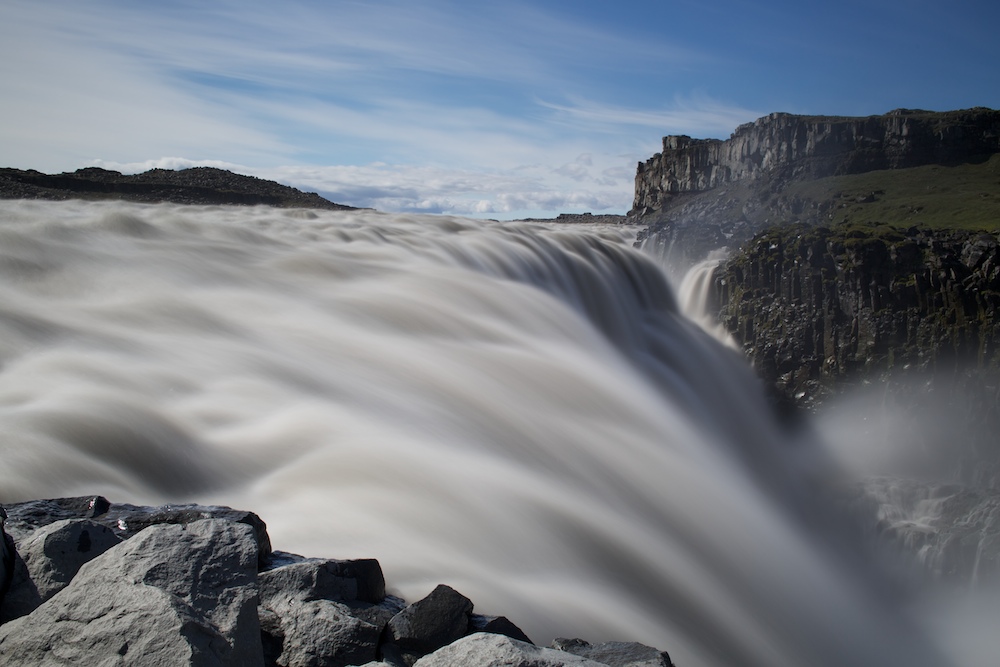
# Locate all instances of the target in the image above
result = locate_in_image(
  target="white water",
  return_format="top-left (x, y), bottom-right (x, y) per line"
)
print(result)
top-left (0, 200), bottom-right (977, 666)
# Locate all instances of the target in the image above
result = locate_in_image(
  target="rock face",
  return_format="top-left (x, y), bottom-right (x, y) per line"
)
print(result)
top-left (844, 477), bottom-right (1000, 585)
top-left (713, 224), bottom-right (1000, 406)
top-left (633, 108), bottom-right (1000, 214)
top-left (0, 496), bottom-right (655, 667)
top-left (0, 167), bottom-right (357, 210)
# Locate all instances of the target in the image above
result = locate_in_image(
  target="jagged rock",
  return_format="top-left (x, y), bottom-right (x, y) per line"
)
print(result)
top-left (412, 633), bottom-right (607, 667)
top-left (713, 224), bottom-right (1000, 411)
top-left (1, 518), bottom-right (121, 621)
top-left (2, 496), bottom-right (273, 568)
top-left (0, 498), bottom-right (678, 665)
top-left (260, 597), bottom-right (381, 667)
top-left (551, 637), bottom-right (674, 667)
top-left (385, 584), bottom-right (474, 664)
top-left (260, 557), bottom-right (386, 605)
top-left (0, 518), bottom-right (263, 665)
top-left (0, 577), bottom-right (235, 665)
top-left (0, 509), bottom-right (13, 610)
top-left (258, 558), bottom-right (389, 667)
top-left (469, 613), bottom-right (533, 644)
top-left (633, 108), bottom-right (1000, 212)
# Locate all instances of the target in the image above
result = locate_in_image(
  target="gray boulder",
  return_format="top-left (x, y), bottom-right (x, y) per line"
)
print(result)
top-left (413, 633), bottom-right (607, 667)
top-left (258, 558), bottom-right (390, 667)
top-left (1, 518), bottom-right (121, 621)
top-left (2, 496), bottom-right (272, 568)
top-left (0, 518), bottom-right (263, 666)
top-left (551, 638), bottom-right (674, 667)
top-left (260, 557), bottom-right (385, 605)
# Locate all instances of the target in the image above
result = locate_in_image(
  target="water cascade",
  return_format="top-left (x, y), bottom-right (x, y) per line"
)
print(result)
top-left (0, 200), bottom-right (983, 666)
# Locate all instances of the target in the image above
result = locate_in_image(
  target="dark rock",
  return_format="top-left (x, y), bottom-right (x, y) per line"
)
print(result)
top-left (469, 613), bottom-right (533, 644)
top-left (0, 509), bottom-right (13, 610)
top-left (551, 637), bottom-right (674, 666)
top-left (412, 633), bottom-right (605, 666)
top-left (260, 596), bottom-right (381, 667)
top-left (386, 584), bottom-right (474, 663)
top-left (258, 559), bottom-right (389, 667)
top-left (0, 166), bottom-right (358, 210)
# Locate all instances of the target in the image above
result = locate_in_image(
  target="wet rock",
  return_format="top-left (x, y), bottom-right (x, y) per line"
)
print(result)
top-left (551, 637), bottom-right (675, 666)
top-left (413, 633), bottom-right (606, 667)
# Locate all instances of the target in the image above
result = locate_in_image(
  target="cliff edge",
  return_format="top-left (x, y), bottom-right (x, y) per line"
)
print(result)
top-left (633, 107), bottom-right (1000, 214)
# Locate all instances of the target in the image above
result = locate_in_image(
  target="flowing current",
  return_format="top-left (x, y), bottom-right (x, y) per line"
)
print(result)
top-left (0, 200), bottom-right (978, 666)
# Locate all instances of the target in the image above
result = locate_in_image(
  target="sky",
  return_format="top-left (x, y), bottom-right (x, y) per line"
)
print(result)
top-left (2, 0), bottom-right (997, 219)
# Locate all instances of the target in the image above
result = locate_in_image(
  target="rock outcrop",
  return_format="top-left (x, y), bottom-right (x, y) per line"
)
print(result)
top-left (633, 107), bottom-right (1000, 214)
top-left (713, 223), bottom-right (1000, 405)
top-left (0, 167), bottom-right (357, 210)
top-left (0, 496), bottom-right (672, 667)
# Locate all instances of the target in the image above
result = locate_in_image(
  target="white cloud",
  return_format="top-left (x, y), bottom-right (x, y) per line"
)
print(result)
top-left (0, 1), bottom-right (756, 217)
top-left (539, 95), bottom-right (764, 139)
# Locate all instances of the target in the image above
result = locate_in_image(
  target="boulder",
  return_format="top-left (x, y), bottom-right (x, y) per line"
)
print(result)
top-left (551, 637), bottom-right (674, 667)
top-left (469, 613), bottom-right (533, 644)
top-left (258, 558), bottom-right (390, 667)
top-left (259, 557), bottom-right (385, 605)
top-left (1, 518), bottom-right (121, 621)
top-left (385, 584), bottom-right (474, 664)
top-left (0, 580), bottom-right (234, 665)
top-left (0, 518), bottom-right (263, 666)
top-left (413, 633), bottom-right (607, 667)
top-left (2, 496), bottom-right (272, 568)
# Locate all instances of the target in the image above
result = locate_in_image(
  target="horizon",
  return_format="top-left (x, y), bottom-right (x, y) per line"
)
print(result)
top-left (2, 0), bottom-right (997, 219)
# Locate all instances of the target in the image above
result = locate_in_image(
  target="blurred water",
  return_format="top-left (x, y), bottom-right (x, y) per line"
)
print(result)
top-left (0, 199), bottom-right (970, 666)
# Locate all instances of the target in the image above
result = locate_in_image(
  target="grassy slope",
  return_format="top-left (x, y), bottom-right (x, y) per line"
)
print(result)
top-left (785, 153), bottom-right (1000, 231)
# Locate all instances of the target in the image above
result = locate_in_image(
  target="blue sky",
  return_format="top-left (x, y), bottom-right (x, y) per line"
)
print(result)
top-left (2, 0), bottom-right (997, 218)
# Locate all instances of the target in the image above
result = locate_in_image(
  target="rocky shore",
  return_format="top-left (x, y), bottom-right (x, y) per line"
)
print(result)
top-left (0, 167), bottom-right (357, 210)
top-left (0, 497), bottom-right (674, 667)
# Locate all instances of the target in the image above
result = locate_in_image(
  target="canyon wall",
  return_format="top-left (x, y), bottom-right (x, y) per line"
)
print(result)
top-left (633, 108), bottom-right (1000, 214)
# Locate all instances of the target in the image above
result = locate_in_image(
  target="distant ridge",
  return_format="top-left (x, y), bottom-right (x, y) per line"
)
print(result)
top-left (0, 166), bottom-right (358, 210)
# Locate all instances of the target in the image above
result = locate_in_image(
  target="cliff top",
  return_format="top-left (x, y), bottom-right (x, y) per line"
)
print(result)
top-left (0, 166), bottom-right (357, 210)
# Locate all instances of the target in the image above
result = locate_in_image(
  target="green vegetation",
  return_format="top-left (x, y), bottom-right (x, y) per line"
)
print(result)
top-left (785, 153), bottom-right (1000, 230)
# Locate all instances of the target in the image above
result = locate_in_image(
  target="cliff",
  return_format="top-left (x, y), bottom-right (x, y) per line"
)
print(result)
top-left (632, 107), bottom-right (1000, 214)
top-left (0, 167), bottom-right (357, 210)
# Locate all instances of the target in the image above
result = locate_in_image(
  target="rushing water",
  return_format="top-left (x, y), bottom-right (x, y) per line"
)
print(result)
top-left (0, 200), bottom-right (985, 666)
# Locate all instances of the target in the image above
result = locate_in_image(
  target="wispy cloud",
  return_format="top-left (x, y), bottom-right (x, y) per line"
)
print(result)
top-left (0, 0), bottom-right (762, 217)
top-left (539, 95), bottom-right (764, 138)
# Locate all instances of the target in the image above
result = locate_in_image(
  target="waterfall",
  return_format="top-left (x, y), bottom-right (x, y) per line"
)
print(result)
top-left (0, 200), bottom-right (984, 666)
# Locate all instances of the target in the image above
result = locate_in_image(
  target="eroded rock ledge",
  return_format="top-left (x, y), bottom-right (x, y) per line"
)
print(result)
top-left (0, 496), bottom-right (674, 667)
